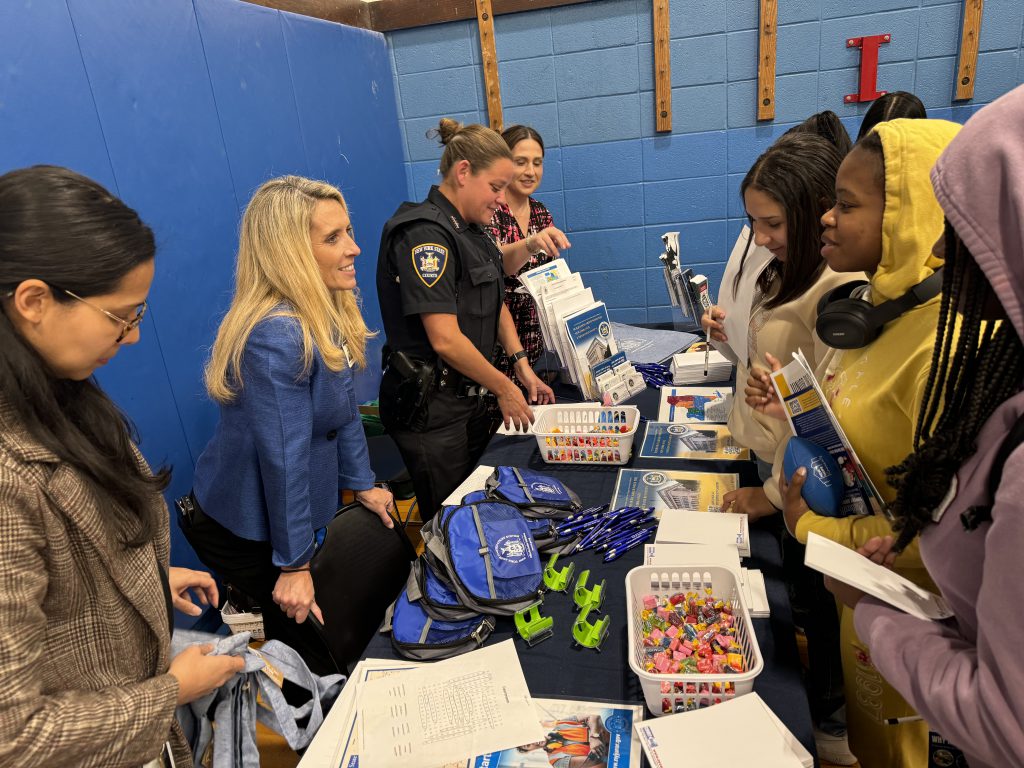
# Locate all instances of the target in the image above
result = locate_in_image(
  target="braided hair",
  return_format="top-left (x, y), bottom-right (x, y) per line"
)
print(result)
top-left (886, 223), bottom-right (1024, 550)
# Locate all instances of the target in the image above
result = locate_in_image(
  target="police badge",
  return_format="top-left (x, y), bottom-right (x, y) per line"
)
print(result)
top-left (411, 243), bottom-right (448, 287)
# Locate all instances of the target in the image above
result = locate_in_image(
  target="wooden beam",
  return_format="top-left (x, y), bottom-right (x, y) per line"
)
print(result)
top-left (757, 0), bottom-right (778, 121)
top-left (238, 0), bottom-right (372, 29)
top-left (653, 0), bottom-right (672, 132)
top-left (370, 0), bottom-right (593, 33)
top-left (954, 0), bottom-right (984, 101)
top-left (476, 0), bottom-right (504, 131)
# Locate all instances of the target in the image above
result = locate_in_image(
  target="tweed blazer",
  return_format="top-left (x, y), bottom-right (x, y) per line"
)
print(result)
top-left (0, 396), bottom-right (189, 768)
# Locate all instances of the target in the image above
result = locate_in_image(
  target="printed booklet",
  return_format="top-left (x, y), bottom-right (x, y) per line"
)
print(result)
top-left (611, 468), bottom-right (739, 516)
top-left (657, 386), bottom-right (734, 423)
top-left (639, 422), bottom-right (750, 461)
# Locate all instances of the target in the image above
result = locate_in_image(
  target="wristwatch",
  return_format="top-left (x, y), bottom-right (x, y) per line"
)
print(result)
top-left (509, 349), bottom-right (528, 364)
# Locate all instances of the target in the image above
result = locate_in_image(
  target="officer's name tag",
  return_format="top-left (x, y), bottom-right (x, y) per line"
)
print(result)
top-left (412, 243), bottom-right (448, 287)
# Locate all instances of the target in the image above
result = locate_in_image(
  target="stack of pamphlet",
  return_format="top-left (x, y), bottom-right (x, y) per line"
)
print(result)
top-left (519, 259), bottom-right (641, 400)
top-left (635, 693), bottom-right (812, 767)
top-left (669, 348), bottom-right (732, 384)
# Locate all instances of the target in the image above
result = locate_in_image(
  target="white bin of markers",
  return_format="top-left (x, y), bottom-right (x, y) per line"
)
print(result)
top-left (626, 565), bottom-right (763, 716)
top-left (533, 404), bottom-right (640, 466)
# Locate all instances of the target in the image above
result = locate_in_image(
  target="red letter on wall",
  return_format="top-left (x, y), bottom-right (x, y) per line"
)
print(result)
top-left (844, 34), bottom-right (891, 104)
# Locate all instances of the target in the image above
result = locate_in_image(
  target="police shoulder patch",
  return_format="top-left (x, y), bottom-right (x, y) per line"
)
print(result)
top-left (411, 243), bottom-right (449, 288)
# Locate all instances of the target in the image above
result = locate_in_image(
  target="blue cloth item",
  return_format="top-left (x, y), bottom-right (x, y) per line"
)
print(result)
top-left (173, 630), bottom-right (345, 767)
top-left (194, 312), bottom-right (376, 567)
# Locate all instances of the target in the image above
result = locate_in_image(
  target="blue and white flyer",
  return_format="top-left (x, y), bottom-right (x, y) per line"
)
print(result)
top-left (563, 302), bottom-right (617, 398)
top-left (611, 468), bottom-right (739, 516)
top-left (639, 422), bottom-right (750, 460)
top-left (473, 698), bottom-right (644, 768)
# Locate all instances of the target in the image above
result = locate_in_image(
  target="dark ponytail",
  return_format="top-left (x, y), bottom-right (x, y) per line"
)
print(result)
top-left (0, 166), bottom-right (168, 548)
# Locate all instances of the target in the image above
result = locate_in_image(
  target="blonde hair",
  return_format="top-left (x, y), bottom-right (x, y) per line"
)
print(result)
top-left (431, 118), bottom-right (512, 177)
top-left (205, 176), bottom-right (373, 403)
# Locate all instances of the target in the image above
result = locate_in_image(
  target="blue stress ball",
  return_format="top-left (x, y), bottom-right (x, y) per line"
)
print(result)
top-left (783, 437), bottom-right (845, 517)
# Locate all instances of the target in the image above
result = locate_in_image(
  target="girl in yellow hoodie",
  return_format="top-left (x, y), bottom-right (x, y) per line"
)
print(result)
top-left (749, 117), bottom-right (961, 767)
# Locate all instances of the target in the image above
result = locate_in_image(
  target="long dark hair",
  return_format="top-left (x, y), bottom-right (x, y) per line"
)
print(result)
top-left (785, 110), bottom-right (853, 156)
top-left (886, 224), bottom-right (1024, 550)
top-left (734, 133), bottom-right (843, 309)
top-left (501, 124), bottom-right (546, 155)
top-left (0, 166), bottom-right (168, 548)
top-left (858, 91), bottom-right (927, 140)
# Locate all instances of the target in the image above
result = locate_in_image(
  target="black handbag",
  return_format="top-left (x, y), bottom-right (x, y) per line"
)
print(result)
top-left (309, 501), bottom-right (416, 673)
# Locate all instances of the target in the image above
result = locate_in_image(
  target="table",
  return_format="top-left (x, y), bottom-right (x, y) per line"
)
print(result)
top-left (310, 386), bottom-right (817, 765)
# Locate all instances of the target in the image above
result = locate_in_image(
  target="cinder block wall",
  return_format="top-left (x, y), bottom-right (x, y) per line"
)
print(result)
top-left (388, 0), bottom-right (1024, 324)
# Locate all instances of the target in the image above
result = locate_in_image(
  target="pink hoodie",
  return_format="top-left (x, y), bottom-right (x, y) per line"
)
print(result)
top-left (854, 84), bottom-right (1024, 768)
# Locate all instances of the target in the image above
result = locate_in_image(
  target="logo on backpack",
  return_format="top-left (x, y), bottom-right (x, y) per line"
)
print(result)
top-left (495, 534), bottom-right (531, 564)
top-left (529, 481), bottom-right (560, 495)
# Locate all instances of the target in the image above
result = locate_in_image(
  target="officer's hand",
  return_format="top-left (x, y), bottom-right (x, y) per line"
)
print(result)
top-left (497, 385), bottom-right (534, 433)
top-left (520, 369), bottom-right (556, 405)
top-left (528, 226), bottom-right (571, 258)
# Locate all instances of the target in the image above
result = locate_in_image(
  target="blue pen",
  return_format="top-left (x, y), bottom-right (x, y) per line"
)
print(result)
top-left (595, 517), bottom-right (655, 550)
top-left (576, 509), bottom-right (633, 551)
top-left (604, 523), bottom-right (657, 552)
top-left (603, 529), bottom-right (655, 562)
top-left (564, 505), bottom-right (607, 523)
top-left (596, 514), bottom-right (651, 544)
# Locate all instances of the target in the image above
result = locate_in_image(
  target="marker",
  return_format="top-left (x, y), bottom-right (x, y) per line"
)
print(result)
top-left (884, 716), bottom-right (923, 725)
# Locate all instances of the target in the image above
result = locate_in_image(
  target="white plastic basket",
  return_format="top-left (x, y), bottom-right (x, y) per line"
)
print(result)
top-left (625, 565), bottom-right (763, 716)
top-left (221, 601), bottom-right (265, 641)
top-left (533, 404), bottom-right (640, 465)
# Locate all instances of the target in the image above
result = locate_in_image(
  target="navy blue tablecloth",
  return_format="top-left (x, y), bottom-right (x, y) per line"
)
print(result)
top-left (362, 386), bottom-right (817, 763)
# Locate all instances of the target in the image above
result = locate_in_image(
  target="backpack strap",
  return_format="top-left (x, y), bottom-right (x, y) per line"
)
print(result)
top-left (511, 467), bottom-right (536, 504)
top-left (471, 504), bottom-right (497, 599)
top-left (961, 411), bottom-right (1024, 531)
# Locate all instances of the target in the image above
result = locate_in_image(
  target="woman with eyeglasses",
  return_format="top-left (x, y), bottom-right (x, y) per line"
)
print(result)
top-left (0, 165), bottom-right (243, 767)
top-left (183, 176), bottom-right (394, 676)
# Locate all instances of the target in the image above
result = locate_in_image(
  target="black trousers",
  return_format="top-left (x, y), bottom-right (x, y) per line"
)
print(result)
top-left (380, 375), bottom-right (496, 522)
top-left (178, 497), bottom-right (337, 677)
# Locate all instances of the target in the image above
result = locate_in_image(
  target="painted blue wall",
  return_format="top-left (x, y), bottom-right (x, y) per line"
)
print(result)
top-left (388, 0), bottom-right (1024, 325)
top-left (0, 0), bottom-right (407, 568)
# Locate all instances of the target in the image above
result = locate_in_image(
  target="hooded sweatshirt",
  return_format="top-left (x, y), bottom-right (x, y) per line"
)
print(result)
top-left (794, 118), bottom-right (961, 588)
top-left (855, 85), bottom-right (1024, 768)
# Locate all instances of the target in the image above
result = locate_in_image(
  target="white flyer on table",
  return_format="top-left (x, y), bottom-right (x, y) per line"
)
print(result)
top-left (715, 225), bottom-right (773, 368)
top-left (804, 533), bottom-right (953, 621)
top-left (358, 640), bottom-right (544, 768)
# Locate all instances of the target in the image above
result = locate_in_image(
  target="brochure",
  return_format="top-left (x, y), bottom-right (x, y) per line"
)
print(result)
top-left (638, 422), bottom-right (750, 461)
top-left (769, 350), bottom-right (886, 518)
top-left (652, 508), bottom-right (750, 557)
top-left (657, 386), bottom-right (734, 423)
top-left (564, 302), bottom-right (618, 399)
top-left (610, 468), bottom-right (738, 517)
top-left (714, 226), bottom-right (774, 368)
top-left (472, 698), bottom-right (644, 768)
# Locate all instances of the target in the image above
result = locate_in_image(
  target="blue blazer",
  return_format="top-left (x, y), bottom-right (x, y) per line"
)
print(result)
top-left (194, 313), bottom-right (376, 567)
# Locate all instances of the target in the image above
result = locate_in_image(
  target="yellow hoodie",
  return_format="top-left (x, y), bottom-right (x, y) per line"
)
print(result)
top-left (796, 118), bottom-right (960, 768)
top-left (794, 118), bottom-right (961, 587)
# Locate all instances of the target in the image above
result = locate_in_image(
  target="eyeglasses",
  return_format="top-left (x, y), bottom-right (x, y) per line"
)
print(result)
top-left (61, 288), bottom-right (148, 343)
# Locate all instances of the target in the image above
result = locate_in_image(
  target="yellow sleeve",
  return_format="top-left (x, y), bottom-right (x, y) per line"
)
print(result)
top-left (794, 511), bottom-right (924, 571)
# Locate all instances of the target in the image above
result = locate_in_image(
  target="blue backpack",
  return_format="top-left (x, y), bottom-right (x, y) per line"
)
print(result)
top-left (384, 588), bottom-right (495, 661)
top-left (462, 489), bottom-right (561, 553)
top-left (420, 500), bottom-right (543, 615)
top-left (485, 466), bottom-right (582, 519)
top-left (405, 559), bottom-right (479, 622)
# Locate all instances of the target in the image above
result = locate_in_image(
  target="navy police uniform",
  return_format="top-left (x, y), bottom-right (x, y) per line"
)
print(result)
top-left (376, 186), bottom-right (504, 521)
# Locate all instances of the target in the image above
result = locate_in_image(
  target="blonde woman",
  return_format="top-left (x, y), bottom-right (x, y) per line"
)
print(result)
top-left (184, 176), bottom-right (393, 675)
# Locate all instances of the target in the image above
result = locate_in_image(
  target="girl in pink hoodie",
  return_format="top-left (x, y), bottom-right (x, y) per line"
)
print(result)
top-left (830, 84), bottom-right (1024, 768)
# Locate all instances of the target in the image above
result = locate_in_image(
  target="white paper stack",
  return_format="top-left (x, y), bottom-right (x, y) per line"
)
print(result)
top-left (669, 349), bottom-right (732, 384)
top-left (741, 568), bottom-right (771, 618)
top-left (643, 542), bottom-right (743, 579)
top-left (654, 509), bottom-right (750, 558)
top-left (635, 693), bottom-right (812, 768)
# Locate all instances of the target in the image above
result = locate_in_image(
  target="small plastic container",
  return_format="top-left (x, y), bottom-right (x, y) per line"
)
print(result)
top-left (625, 565), bottom-right (763, 716)
top-left (221, 601), bottom-right (265, 641)
top-left (533, 404), bottom-right (640, 466)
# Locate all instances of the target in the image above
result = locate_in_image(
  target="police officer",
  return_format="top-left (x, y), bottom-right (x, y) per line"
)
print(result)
top-left (377, 118), bottom-right (555, 521)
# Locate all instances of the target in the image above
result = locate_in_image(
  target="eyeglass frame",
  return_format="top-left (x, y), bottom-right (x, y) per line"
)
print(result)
top-left (2, 284), bottom-right (148, 344)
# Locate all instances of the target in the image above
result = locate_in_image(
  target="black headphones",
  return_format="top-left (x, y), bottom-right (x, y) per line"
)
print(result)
top-left (815, 268), bottom-right (944, 349)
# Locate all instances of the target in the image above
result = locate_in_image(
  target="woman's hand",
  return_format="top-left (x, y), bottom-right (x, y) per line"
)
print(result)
top-left (496, 382), bottom-right (535, 432)
top-left (825, 537), bottom-right (897, 609)
top-left (355, 486), bottom-right (396, 529)
top-left (527, 226), bottom-right (571, 258)
top-left (169, 643), bottom-right (245, 705)
top-left (519, 368), bottom-right (556, 405)
top-left (167, 567), bottom-right (219, 617)
top-left (272, 570), bottom-right (323, 625)
top-left (701, 306), bottom-right (728, 343)
top-left (720, 487), bottom-right (779, 522)
top-left (780, 467), bottom-right (811, 536)
top-left (744, 353), bottom-right (785, 421)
